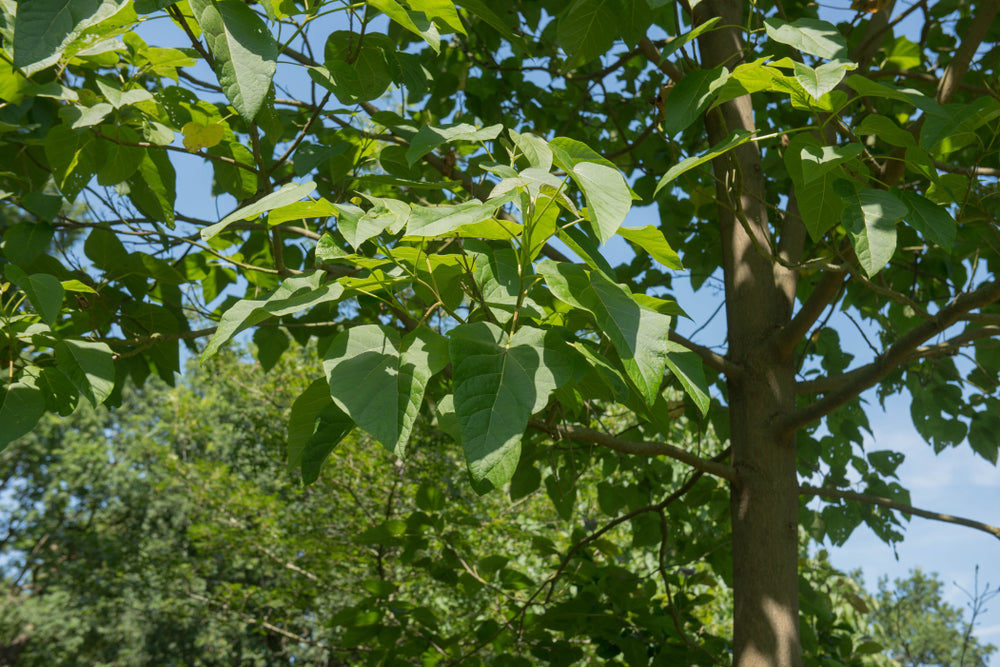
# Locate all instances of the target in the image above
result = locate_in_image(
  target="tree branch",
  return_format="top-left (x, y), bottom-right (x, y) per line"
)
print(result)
top-left (784, 280), bottom-right (1000, 428)
top-left (799, 485), bottom-right (1000, 542)
top-left (668, 330), bottom-right (742, 379)
top-left (936, 0), bottom-right (1000, 104)
top-left (638, 36), bottom-right (685, 83)
top-left (533, 421), bottom-right (737, 481)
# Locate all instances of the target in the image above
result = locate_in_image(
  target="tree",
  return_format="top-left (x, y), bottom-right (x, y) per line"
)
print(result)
top-left (872, 569), bottom-right (997, 667)
top-left (6, 346), bottom-right (991, 666)
top-left (2, 1), bottom-right (1000, 664)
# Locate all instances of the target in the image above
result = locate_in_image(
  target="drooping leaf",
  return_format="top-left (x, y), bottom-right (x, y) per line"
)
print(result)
top-left (617, 226), bottom-right (683, 270)
top-left (836, 182), bottom-right (906, 277)
top-left (538, 260), bottom-right (670, 405)
top-left (4, 265), bottom-right (64, 325)
top-left (792, 60), bottom-right (852, 101)
top-left (572, 162), bottom-right (632, 244)
top-left (0, 383), bottom-right (46, 451)
top-left (898, 190), bottom-right (957, 249)
top-left (1, 222), bottom-right (55, 266)
top-left (324, 325), bottom-right (447, 457)
top-left (368, 0), bottom-right (441, 52)
top-left (449, 322), bottom-right (576, 487)
top-left (54, 339), bottom-right (115, 406)
top-left (189, 0), bottom-right (278, 122)
top-left (663, 341), bottom-right (710, 417)
top-left (660, 67), bottom-right (729, 137)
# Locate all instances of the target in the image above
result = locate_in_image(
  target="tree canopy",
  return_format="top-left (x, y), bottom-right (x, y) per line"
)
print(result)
top-left (2, 1), bottom-right (1000, 665)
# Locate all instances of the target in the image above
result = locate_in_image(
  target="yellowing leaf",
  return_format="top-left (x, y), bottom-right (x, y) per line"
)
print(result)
top-left (181, 121), bottom-right (225, 151)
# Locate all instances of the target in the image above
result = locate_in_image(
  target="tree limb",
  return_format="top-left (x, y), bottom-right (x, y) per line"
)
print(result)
top-left (533, 421), bottom-right (737, 481)
top-left (797, 323), bottom-right (1000, 394)
top-left (668, 330), bottom-right (742, 379)
top-left (774, 270), bottom-right (847, 359)
top-left (799, 485), bottom-right (1000, 542)
top-left (784, 281), bottom-right (1000, 428)
top-left (936, 0), bottom-right (1000, 104)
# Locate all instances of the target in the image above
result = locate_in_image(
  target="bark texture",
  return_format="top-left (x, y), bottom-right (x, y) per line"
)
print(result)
top-left (694, 4), bottom-right (803, 665)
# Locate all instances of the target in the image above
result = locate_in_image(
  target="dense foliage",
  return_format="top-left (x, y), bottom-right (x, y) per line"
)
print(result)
top-left (4, 350), bottom-right (994, 665)
top-left (3, 0), bottom-right (1000, 664)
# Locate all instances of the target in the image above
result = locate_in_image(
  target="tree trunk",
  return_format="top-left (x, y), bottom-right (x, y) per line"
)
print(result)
top-left (694, 4), bottom-right (803, 665)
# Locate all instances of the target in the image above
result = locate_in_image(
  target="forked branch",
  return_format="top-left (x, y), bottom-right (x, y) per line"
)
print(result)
top-left (800, 485), bottom-right (1000, 542)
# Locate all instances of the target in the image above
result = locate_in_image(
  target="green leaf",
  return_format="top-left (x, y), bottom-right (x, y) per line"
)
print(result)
top-left (54, 339), bottom-right (115, 406)
top-left (784, 134), bottom-right (844, 240)
top-left (549, 136), bottom-right (618, 172)
top-left (405, 191), bottom-right (516, 237)
top-left (663, 341), bottom-right (710, 417)
top-left (449, 322), bottom-right (576, 487)
top-left (0, 383), bottom-right (45, 450)
top-left (654, 130), bottom-right (754, 197)
top-left (1, 222), bottom-right (55, 266)
top-left (96, 129), bottom-right (145, 186)
top-left (510, 130), bottom-right (553, 171)
top-left (405, 123), bottom-right (503, 165)
top-left (202, 272), bottom-right (343, 358)
top-left (287, 377), bottom-right (336, 468)
top-left (44, 124), bottom-right (99, 201)
top-left (12, 0), bottom-right (128, 73)
top-left (898, 191), bottom-right (957, 249)
top-left (253, 326), bottom-right (289, 372)
top-left (189, 0), bottom-right (278, 122)
top-left (324, 325), bottom-right (447, 457)
top-left (660, 67), bottom-right (729, 136)
top-left (453, 0), bottom-right (523, 46)
top-left (538, 260), bottom-right (670, 405)
top-left (267, 198), bottom-right (339, 226)
top-left (201, 181), bottom-right (317, 239)
top-left (799, 144), bottom-right (863, 183)
top-left (837, 182), bottom-right (905, 277)
top-left (764, 17), bottom-right (847, 60)
top-left (617, 226), bottom-right (683, 270)
top-left (301, 404), bottom-right (354, 484)
top-left (409, 0), bottom-right (466, 34)
top-left (792, 60), bottom-right (851, 101)
top-left (4, 265), bottom-right (64, 325)
top-left (572, 161), bottom-right (632, 244)
top-left (340, 195), bottom-right (411, 248)
top-left (855, 114), bottom-right (915, 148)
top-left (368, 0), bottom-right (441, 52)
top-left (556, 0), bottom-right (618, 69)
top-left (128, 149), bottom-right (176, 225)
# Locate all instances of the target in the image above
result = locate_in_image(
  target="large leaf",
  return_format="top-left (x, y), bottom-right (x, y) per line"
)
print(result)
top-left (449, 323), bottom-right (576, 487)
top-left (189, 0), bottom-right (278, 122)
top-left (898, 190), bottom-right (957, 249)
top-left (660, 67), bottom-right (729, 137)
top-left (556, 0), bottom-right (618, 69)
top-left (202, 272), bottom-right (343, 358)
top-left (324, 325), bottom-right (447, 457)
top-left (764, 17), bottom-right (847, 60)
top-left (538, 260), bottom-right (670, 405)
top-left (0, 383), bottom-right (46, 451)
top-left (571, 162), bottom-right (632, 244)
top-left (12, 0), bottom-right (128, 73)
top-left (792, 60), bottom-right (851, 101)
top-left (54, 340), bottom-right (115, 406)
top-left (617, 226), bottom-right (683, 270)
top-left (4, 265), bottom-right (64, 325)
top-left (405, 191), bottom-right (516, 237)
top-left (654, 130), bottom-right (754, 197)
top-left (837, 182), bottom-right (906, 277)
top-left (201, 181), bottom-right (316, 239)
top-left (663, 341), bottom-right (710, 417)
top-left (405, 123), bottom-right (503, 165)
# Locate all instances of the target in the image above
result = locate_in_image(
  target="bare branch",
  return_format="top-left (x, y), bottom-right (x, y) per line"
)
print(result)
top-left (783, 280), bottom-right (1000, 429)
top-left (799, 485), bottom-right (1000, 542)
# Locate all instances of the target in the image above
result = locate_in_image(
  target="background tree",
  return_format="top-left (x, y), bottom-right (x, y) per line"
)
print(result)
top-left (6, 347), bottom-right (992, 665)
top-left (2, 1), bottom-right (1000, 665)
